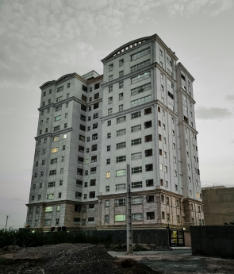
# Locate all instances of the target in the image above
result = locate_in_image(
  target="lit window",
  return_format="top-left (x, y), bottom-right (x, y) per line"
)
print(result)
top-left (115, 215), bottom-right (126, 221)
top-left (116, 169), bottom-right (126, 177)
top-left (106, 172), bottom-right (110, 179)
top-left (51, 148), bottom-right (58, 153)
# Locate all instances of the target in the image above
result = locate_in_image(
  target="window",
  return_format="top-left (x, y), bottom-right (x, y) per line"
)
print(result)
top-left (144, 107), bottom-right (151, 115)
top-left (89, 191), bottom-right (95, 198)
top-left (78, 156), bottom-right (84, 164)
top-left (164, 166), bottom-right (167, 173)
top-left (119, 70), bottom-right (124, 77)
top-left (44, 219), bottom-right (51, 226)
top-left (116, 169), bottom-right (126, 176)
top-left (116, 142), bottom-right (126, 149)
top-left (81, 104), bottom-right (86, 112)
top-left (116, 129), bottom-right (126, 137)
top-left (119, 81), bottom-right (124, 89)
top-left (80, 124), bottom-right (86, 131)
top-left (47, 194), bottom-right (54, 200)
top-left (106, 186), bottom-right (110, 192)
top-left (144, 121), bottom-right (152, 129)
top-left (80, 114), bottom-right (86, 121)
top-left (79, 135), bottom-right (85, 142)
top-left (107, 120), bottom-right (111, 126)
top-left (108, 97), bottom-right (113, 104)
top-left (106, 172), bottom-right (110, 179)
top-left (109, 64), bottom-right (113, 71)
top-left (116, 155), bottom-right (126, 163)
top-left (117, 116), bottom-right (126, 123)
top-left (107, 133), bottom-right (111, 139)
top-left (57, 86), bottom-right (64, 92)
top-left (131, 48), bottom-right (150, 61)
top-left (93, 113), bottom-right (98, 119)
top-left (147, 195), bottom-right (154, 202)
top-left (131, 138), bottom-right (141, 146)
top-left (131, 152), bottom-right (142, 160)
top-left (93, 103), bottom-right (99, 109)
top-left (115, 215), bottom-right (126, 221)
top-left (108, 108), bottom-right (112, 115)
top-left (109, 75), bottom-right (113, 81)
top-left (106, 158), bottom-right (110, 165)
top-left (109, 85), bottom-right (113, 93)
top-left (132, 213), bottom-right (143, 221)
top-left (92, 144), bottom-right (97, 151)
top-left (76, 180), bottom-right (82, 187)
top-left (75, 192), bottom-right (82, 198)
top-left (56, 96), bottom-right (63, 102)
top-left (145, 164), bottom-right (153, 171)
top-left (131, 59), bottom-right (150, 72)
top-left (64, 123), bottom-right (67, 129)
top-left (119, 93), bottom-right (123, 100)
top-left (107, 145), bottom-right (111, 151)
top-left (174, 170), bottom-right (177, 177)
top-left (119, 104), bottom-right (123, 112)
top-left (131, 125), bottom-right (141, 132)
top-left (131, 95), bottom-right (151, 107)
top-left (131, 181), bottom-right (142, 188)
top-left (105, 215), bottom-right (109, 223)
top-left (92, 133), bottom-right (98, 140)
top-left (82, 85), bottom-right (87, 92)
top-left (119, 59), bottom-right (124, 66)
top-left (62, 145), bottom-right (66, 150)
top-left (78, 145), bottom-right (84, 153)
top-left (145, 149), bottom-right (153, 157)
top-left (146, 179), bottom-right (153, 187)
top-left (90, 167), bottom-right (96, 174)
top-left (145, 135), bottom-right (152, 142)
top-left (54, 126), bottom-right (60, 132)
top-left (131, 111), bottom-right (141, 119)
top-left (74, 218), bottom-right (80, 225)
top-left (91, 156), bottom-right (97, 163)
top-left (131, 71), bottom-right (151, 84)
top-left (60, 180), bottom-right (63, 185)
top-left (77, 168), bottom-right (83, 176)
top-left (115, 199), bottom-right (125, 206)
top-left (146, 212), bottom-right (155, 219)
top-left (131, 167), bottom-right (142, 174)
top-left (162, 123), bottom-right (166, 130)
top-left (163, 152), bottom-right (167, 158)
top-left (49, 170), bottom-right (56, 175)
top-left (48, 182), bottom-right (55, 187)
top-left (167, 213), bottom-right (170, 221)
top-left (58, 192), bottom-right (62, 198)
top-left (131, 197), bottom-right (143, 204)
top-left (94, 83), bottom-right (100, 90)
top-left (116, 184), bottom-right (126, 191)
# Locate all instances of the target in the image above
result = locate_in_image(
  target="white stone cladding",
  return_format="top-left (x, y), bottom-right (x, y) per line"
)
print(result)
top-left (26, 34), bottom-right (203, 231)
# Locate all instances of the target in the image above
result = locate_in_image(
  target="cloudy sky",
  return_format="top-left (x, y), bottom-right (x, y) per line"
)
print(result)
top-left (0, 0), bottom-right (233, 229)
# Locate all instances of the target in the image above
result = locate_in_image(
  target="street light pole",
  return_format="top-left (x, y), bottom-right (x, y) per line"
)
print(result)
top-left (5, 215), bottom-right (9, 231)
top-left (126, 164), bottom-right (133, 253)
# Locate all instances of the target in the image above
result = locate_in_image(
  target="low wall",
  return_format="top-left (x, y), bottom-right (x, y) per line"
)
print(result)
top-left (191, 226), bottom-right (234, 257)
top-left (72, 229), bottom-right (169, 247)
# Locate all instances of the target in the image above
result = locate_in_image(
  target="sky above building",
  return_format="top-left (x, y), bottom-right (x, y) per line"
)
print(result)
top-left (0, 0), bottom-right (233, 229)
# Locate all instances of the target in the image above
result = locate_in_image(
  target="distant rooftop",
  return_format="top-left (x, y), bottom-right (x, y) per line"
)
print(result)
top-left (202, 186), bottom-right (226, 190)
top-left (82, 70), bottom-right (99, 80)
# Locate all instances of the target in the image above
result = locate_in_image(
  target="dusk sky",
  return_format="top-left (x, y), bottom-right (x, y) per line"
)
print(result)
top-left (0, 0), bottom-right (233, 229)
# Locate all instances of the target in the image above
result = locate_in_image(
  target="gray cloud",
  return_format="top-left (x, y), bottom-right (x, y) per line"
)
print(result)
top-left (196, 107), bottom-right (233, 120)
top-left (226, 95), bottom-right (234, 103)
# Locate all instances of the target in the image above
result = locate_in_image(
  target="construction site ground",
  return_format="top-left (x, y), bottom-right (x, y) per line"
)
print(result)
top-left (0, 244), bottom-right (234, 273)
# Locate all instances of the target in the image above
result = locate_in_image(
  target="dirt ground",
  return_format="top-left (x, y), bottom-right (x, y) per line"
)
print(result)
top-left (1, 244), bottom-right (234, 274)
top-left (0, 244), bottom-right (159, 274)
top-left (110, 250), bottom-right (234, 273)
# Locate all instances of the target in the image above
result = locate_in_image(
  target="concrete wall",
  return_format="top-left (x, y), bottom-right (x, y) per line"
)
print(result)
top-left (73, 229), bottom-right (169, 246)
top-left (191, 226), bottom-right (234, 257)
top-left (202, 187), bottom-right (234, 225)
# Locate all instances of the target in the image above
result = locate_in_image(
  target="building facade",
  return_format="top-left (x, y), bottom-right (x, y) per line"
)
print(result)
top-left (202, 186), bottom-right (234, 225)
top-left (26, 34), bottom-right (204, 231)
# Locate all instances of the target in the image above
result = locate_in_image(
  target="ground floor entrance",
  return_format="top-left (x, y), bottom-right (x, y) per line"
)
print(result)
top-left (169, 229), bottom-right (184, 247)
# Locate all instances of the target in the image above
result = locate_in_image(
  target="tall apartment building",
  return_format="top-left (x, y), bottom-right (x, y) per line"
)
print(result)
top-left (26, 34), bottom-right (204, 231)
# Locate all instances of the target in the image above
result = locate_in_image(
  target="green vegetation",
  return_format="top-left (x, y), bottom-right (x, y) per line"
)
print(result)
top-left (0, 229), bottom-right (112, 249)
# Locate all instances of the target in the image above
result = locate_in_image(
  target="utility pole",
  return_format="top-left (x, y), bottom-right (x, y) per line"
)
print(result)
top-left (126, 164), bottom-right (133, 253)
top-left (5, 215), bottom-right (9, 231)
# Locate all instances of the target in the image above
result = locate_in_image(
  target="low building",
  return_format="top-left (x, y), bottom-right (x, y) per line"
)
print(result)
top-left (202, 186), bottom-right (234, 225)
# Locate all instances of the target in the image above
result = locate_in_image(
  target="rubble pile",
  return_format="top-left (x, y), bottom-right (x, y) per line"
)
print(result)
top-left (0, 244), bottom-right (158, 274)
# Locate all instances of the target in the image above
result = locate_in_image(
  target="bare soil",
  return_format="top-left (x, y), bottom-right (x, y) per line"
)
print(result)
top-left (0, 244), bottom-right (159, 274)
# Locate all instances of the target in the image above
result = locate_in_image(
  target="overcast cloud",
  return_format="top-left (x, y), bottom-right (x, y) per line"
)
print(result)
top-left (0, 0), bottom-right (234, 229)
top-left (196, 107), bottom-right (233, 120)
